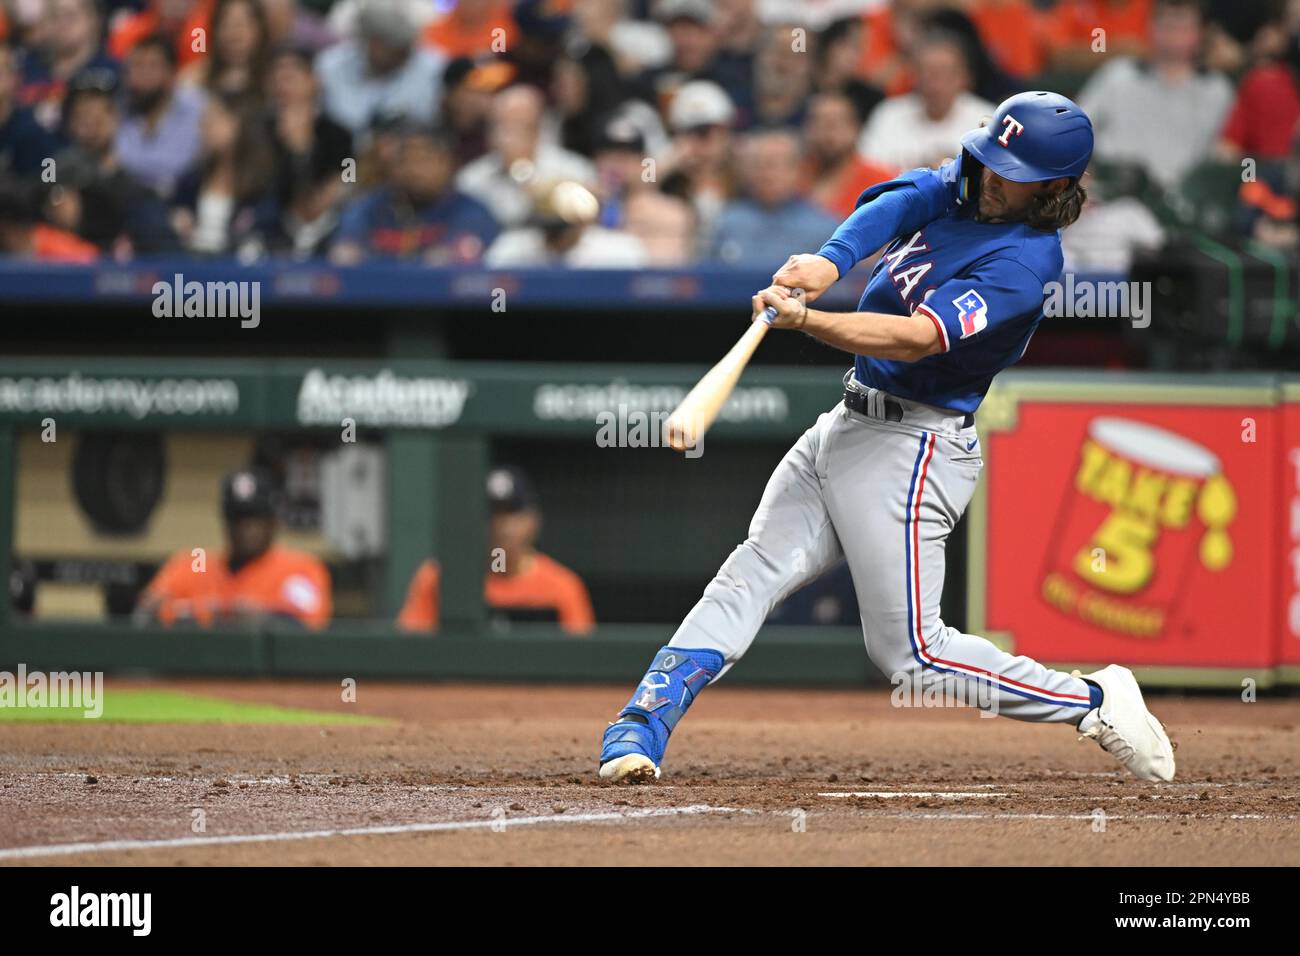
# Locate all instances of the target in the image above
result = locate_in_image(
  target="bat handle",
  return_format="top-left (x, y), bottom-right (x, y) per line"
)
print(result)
top-left (758, 287), bottom-right (803, 326)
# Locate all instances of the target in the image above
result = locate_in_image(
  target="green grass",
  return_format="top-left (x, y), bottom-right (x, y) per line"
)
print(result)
top-left (0, 689), bottom-right (388, 725)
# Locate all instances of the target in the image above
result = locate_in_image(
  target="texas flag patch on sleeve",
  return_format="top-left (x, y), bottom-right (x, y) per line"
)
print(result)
top-left (953, 289), bottom-right (989, 338)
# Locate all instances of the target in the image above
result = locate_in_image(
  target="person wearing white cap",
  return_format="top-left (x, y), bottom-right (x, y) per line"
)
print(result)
top-left (660, 80), bottom-right (738, 239)
top-left (667, 78), bottom-right (735, 132)
top-left (315, 0), bottom-right (447, 135)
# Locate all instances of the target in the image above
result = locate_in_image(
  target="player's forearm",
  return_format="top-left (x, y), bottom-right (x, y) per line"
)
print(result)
top-left (816, 186), bottom-right (916, 277)
top-left (800, 308), bottom-right (941, 362)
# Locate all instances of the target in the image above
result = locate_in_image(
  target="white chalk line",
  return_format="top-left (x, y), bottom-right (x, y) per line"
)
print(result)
top-left (0, 804), bottom-right (748, 862)
top-left (818, 790), bottom-right (1298, 802)
top-left (818, 792), bottom-right (1010, 799)
top-left (4, 798), bottom-right (1296, 862)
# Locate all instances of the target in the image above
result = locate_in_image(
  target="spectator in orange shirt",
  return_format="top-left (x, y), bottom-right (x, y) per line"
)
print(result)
top-left (925, 6), bottom-right (1020, 104)
top-left (0, 178), bottom-right (99, 262)
top-left (108, 0), bottom-right (216, 70)
top-left (1043, 0), bottom-right (1153, 70)
top-left (136, 468), bottom-right (332, 630)
top-left (857, 0), bottom-right (936, 97)
top-left (967, 0), bottom-right (1047, 79)
top-left (422, 0), bottom-right (516, 60)
top-left (855, 2), bottom-right (1020, 103)
top-left (803, 90), bottom-right (895, 220)
top-left (398, 466), bottom-right (595, 635)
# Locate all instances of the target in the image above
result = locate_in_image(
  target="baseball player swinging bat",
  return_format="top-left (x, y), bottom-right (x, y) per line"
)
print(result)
top-left (662, 302), bottom-right (785, 453)
top-left (599, 91), bottom-right (1176, 787)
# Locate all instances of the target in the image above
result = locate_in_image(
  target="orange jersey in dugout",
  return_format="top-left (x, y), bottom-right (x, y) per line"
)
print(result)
top-left (144, 546), bottom-right (332, 630)
top-left (398, 554), bottom-right (594, 634)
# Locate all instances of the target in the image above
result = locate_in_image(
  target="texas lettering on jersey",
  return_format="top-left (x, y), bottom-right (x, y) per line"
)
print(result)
top-left (880, 230), bottom-right (933, 308)
top-left (824, 161), bottom-right (1064, 414)
top-left (877, 229), bottom-right (992, 342)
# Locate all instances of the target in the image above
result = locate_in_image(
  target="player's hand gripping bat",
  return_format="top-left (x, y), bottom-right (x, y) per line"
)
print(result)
top-left (662, 289), bottom-right (801, 453)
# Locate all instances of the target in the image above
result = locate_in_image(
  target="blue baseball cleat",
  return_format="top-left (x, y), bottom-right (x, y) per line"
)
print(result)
top-left (599, 646), bottom-right (724, 783)
top-left (598, 719), bottom-right (662, 784)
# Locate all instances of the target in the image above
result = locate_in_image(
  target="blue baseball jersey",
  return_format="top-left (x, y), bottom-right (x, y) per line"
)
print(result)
top-left (815, 160), bottom-right (1064, 415)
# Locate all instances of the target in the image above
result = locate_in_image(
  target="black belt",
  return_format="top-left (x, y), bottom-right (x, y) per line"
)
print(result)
top-left (843, 388), bottom-right (974, 428)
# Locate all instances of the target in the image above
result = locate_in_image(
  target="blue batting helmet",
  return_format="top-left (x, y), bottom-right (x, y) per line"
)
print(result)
top-left (960, 91), bottom-right (1093, 183)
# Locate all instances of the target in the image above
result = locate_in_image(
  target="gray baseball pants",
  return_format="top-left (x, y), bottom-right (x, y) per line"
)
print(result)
top-left (668, 377), bottom-right (1093, 722)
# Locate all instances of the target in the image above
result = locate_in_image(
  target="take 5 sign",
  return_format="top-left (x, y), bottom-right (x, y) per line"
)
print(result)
top-left (975, 387), bottom-right (1281, 676)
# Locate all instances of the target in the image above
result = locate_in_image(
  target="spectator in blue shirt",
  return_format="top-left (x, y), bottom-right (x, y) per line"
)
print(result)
top-left (18, 0), bottom-right (119, 133)
top-left (115, 34), bottom-right (206, 199)
top-left (709, 127), bottom-right (840, 270)
top-left (0, 42), bottom-right (59, 176)
top-left (330, 123), bottom-right (499, 265)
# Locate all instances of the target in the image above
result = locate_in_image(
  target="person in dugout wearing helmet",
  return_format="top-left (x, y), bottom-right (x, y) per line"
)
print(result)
top-left (136, 468), bottom-right (333, 630)
top-left (397, 465), bottom-right (595, 634)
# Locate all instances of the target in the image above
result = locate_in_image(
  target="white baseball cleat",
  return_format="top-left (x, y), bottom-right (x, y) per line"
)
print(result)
top-left (1073, 665), bottom-right (1175, 782)
top-left (598, 753), bottom-right (661, 784)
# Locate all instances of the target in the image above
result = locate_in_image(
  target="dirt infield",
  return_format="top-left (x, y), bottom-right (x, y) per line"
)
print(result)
top-left (1, 679), bottom-right (1297, 866)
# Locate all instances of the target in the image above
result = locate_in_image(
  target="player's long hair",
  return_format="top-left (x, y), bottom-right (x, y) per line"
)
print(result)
top-left (1025, 177), bottom-right (1087, 232)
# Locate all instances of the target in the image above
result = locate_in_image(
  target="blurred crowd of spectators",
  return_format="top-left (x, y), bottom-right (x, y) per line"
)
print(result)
top-left (1, 0), bottom-right (1298, 272)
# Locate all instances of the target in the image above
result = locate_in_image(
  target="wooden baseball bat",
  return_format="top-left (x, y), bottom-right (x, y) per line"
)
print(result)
top-left (662, 298), bottom-right (786, 453)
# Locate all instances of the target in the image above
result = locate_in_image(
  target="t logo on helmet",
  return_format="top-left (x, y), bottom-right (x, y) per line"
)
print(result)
top-left (997, 115), bottom-right (1025, 146)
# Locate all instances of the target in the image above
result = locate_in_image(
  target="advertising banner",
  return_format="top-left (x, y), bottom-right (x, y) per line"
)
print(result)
top-left (976, 389), bottom-right (1278, 675)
